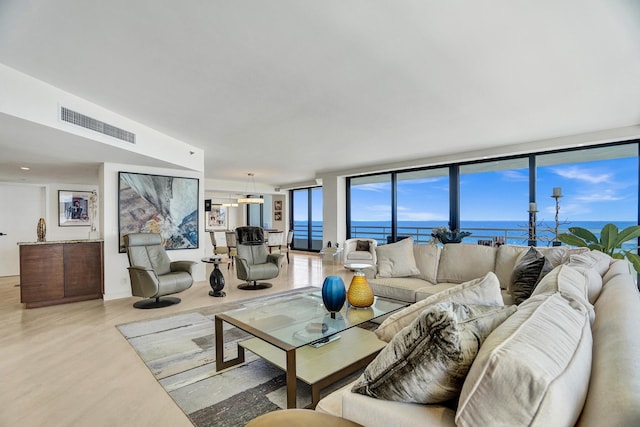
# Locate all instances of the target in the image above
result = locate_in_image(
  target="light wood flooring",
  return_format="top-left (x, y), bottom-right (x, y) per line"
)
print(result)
top-left (0, 252), bottom-right (354, 427)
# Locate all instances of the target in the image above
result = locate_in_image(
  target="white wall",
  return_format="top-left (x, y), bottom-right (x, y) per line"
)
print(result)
top-left (318, 172), bottom-right (346, 248)
top-left (101, 163), bottom-right (206, 301)
top-left (0, 183), bottom-right (45, 276)
top-left (0, 63), bottom-right (204, 171)
top-left (0, 182), bottom-right (101, 277)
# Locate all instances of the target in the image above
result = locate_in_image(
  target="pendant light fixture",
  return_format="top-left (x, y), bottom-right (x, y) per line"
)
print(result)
top-left (237, 173), bottom-right (264, 204)
top-left (221, 199), bottom-right (238, 207)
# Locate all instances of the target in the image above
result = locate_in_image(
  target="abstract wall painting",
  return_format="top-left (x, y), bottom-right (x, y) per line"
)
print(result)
top-left (118, 172), bottom-right (199, 253)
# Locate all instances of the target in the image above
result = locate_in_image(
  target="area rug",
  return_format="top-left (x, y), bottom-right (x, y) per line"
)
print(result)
top-left (117, 287), bottom-right (376, 427)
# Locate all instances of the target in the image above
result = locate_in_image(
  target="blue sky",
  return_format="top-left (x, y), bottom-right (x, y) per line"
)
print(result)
top-left (349, 157), bottom-right (638, 223)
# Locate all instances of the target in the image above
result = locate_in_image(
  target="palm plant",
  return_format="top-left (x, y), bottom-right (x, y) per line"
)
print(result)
top-left (558, 224), bottom-right (640, 273)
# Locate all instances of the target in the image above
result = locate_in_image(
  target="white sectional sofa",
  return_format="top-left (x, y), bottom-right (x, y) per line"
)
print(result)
top-left (316, 238), bottom-right (640, 426)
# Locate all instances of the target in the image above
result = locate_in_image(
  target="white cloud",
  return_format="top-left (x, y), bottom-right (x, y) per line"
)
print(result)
top-left (353, 183), bottom-right (389, 193)
top-left (500, 170), bottom-right (528, 181)
top-left (400, 177), bottom-right (445, 185)
top-left (552, 166), bottom-right (611, 184)
top-left (574, 190), bottom-right (623, 202)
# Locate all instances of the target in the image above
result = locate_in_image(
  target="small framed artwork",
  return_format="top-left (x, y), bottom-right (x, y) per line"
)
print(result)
top-left (206, 205), bottom-right (227, 230)
top-left (205, 199), bottom-right (212, 211)
top-left (274, 211), bottom-right (282, 221)
top-left (59, 190), bottom-right (92, 226)
top-left (274, 200), bottom-right (282, 211)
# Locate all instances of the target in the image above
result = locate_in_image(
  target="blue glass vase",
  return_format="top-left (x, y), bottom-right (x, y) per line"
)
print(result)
top-left (322, 276), bottom-right (346, 318)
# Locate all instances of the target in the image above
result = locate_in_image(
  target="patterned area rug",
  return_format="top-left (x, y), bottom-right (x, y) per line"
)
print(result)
top-left (117, 288), bottom-right (376, 427)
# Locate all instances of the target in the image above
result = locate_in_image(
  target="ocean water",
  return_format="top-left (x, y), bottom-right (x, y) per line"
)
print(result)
top-left (295, 220), bottom-right (639, 249)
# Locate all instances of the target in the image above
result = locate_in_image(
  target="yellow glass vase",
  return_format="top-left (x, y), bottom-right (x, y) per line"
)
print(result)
top-left (347, 271), bottom-right (374, 308)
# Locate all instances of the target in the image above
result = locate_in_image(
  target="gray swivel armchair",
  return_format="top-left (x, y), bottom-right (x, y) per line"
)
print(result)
top-left (235, 226), bottom-right (282, 290)
top-left (124, 232), bottom-right (196, 309)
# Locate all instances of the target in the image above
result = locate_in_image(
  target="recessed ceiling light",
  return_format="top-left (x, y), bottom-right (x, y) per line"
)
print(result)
top-left (20, 166), bottom-right (30, 170)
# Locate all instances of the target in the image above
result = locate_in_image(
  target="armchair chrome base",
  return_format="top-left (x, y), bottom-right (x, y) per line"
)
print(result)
top-left (238, 281), bottom-right (272, 290)
top-left (133, 296), bottom-right (181, 309)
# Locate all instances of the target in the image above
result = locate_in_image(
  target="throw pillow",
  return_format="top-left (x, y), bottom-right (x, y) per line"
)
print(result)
top-left (530, 264), bottom-right (595, 323)
top-left (375, 236), bottom-right (420, 278)
top-left (562, 261), bottom-right (604, 304)
top-left (436, 244), bottom-right (497, 284)
top-left (352, 302), bottom-right (516, 404)
top-left (375, 272), bottom-right (504, 343)
top-left (537, 245), bottom-right (568, 267)
top-left (356, 240), bottom-right (371, 252)
top-left (456, 293), bottom-right (592, 427)
top-left (509, 247), bottom-right (553, 304)
top-left (568, 252), bottom-right (611, 276)
top-left (411, 244), bottom-right (441, 283)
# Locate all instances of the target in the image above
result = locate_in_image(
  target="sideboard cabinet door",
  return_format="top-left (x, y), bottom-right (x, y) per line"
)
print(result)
top-left (20, 244), bottom-right (65, 303)
top-left (64, 242), bottom-right (103, 298)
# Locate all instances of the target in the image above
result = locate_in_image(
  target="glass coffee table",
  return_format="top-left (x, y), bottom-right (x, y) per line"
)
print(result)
top-left (214, 289), bottom-right (406, 408)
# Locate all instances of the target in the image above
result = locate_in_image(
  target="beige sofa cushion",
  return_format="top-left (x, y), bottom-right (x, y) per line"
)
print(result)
top-left (412, 244), bottom-right (441, 283)
top-left (414, 282), bottom-right (461, 300)
top-left (375, 272), bottom-right (504, 343)
top-left (456, 293), bottom-right (592, 427)
top-left (603, 258), bottom-right (633, 284)
top-left (437, 244), bottom-right (497, 284)
top-left (494, 245), bottom-right (528, 290)
top-left (531, 264), bottom-right (594, 322)
top-left (376, 237), bottom-right (420, 278)
top-left (565, 263), bottom-right (604, 304)
top-left (353, 302), bottom-right (515, 404)
top-left (537, 245), bottom-right (569, 267)
top-left (368, 277), bottom-right (429, 303)
top-left (569, 251), bottom-right (611, 276)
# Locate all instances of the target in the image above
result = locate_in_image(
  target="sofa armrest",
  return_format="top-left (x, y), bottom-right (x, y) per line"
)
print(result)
top-left (317, 379), bottom-right (456, 427)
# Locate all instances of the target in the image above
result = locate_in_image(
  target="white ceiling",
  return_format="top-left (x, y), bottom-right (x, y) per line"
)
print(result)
top-left (1, 1), bottom-right (640, 187)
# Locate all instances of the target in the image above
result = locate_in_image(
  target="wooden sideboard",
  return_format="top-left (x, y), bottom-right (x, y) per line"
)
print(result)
top-left (19, 240), bottom-right (104, 308)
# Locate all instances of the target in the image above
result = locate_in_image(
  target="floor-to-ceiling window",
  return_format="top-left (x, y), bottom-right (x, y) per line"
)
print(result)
top-left (349, 174), bottom-right (392, 243)
top-left (459, 158), bottom-right (529, 245)
top-left (396, 168), bottom-right (449, 243)
top-left (349, 169), bottom-right (449, 244)
top-left (347, 141), bottom-right (639, 247)
top-left (291, 187), bottom-right (323, 251)
top-left (536, 145), bottom-right (638, 247)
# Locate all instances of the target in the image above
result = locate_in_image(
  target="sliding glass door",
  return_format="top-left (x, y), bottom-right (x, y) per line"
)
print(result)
top-left (291, 187), bottom-right (323, 251)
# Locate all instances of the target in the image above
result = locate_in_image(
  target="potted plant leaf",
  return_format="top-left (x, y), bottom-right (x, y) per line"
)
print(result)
top-left (558, 224), bottom-right (640, 273)
top-left (431, 226), bottom-right (472, 244)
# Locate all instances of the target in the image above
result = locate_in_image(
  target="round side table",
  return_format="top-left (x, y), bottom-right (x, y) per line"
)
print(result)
top-left (201, 257), bottom-right (230, 297)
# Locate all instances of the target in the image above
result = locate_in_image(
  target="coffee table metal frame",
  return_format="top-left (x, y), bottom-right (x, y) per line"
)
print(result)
top-left (214, 291), bottom-right (406, 409)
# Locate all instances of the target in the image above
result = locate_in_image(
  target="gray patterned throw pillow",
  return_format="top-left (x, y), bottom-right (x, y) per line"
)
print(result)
top-left (510, 247), bottom-right (553, 304)
top-left (351, 302), bottom-right (516, 404)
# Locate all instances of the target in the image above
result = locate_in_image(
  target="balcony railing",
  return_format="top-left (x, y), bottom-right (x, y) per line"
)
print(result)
top-left (292, 223), bottom-right (324, 251)
top-left (350, 224), bottom-right (571, 247)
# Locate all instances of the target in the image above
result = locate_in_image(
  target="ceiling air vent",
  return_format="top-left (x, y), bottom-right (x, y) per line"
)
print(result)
top-left (60, 106), bottom-right (136, 144)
